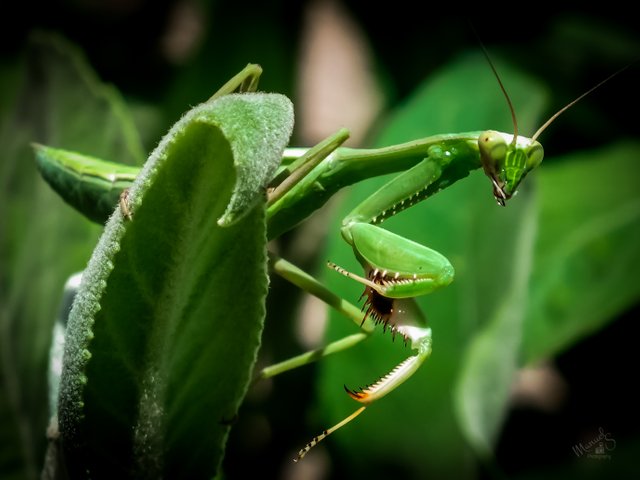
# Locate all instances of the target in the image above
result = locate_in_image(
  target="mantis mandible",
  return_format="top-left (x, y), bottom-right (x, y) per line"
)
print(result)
top-left (34, 60), bottom-right (619, 462)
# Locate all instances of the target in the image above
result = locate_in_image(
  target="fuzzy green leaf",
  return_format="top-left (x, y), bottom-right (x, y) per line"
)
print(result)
top-left (58, 93), bottom-right (293, 478)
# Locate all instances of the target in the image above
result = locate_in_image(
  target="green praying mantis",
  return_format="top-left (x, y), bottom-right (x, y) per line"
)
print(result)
top-left (34, 59), bottom-right (620, 463)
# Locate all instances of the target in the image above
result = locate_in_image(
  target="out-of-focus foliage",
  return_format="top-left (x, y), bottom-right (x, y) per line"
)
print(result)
top-left (0, 34), bottom-right (144, 480)
top-left (317, 53), bottom-right (640, 479)
top-left (1, 5), bottom-right (638, 480)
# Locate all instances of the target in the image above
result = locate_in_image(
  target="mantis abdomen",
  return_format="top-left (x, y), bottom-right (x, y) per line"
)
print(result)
top-left (34, 144), bottom-right (139, 224)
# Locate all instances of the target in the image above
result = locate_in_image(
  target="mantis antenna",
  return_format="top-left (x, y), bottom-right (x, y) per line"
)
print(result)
top-left (479, 42), bottom-right (519, 145)
top-left (479, 35), bottom-right (632, 145)
top-left (531, 64), bottom-right (633, 142)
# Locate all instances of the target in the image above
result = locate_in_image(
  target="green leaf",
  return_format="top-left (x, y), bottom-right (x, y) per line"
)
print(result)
top-left (58, 92), bottom-right (293, 478)
top-left (453, 185), bottom-right (537, 456)
top-left (213, 93), bottom-right (294, 226)
top-left (315, 52), bottom-right (640, 477)
top-left (317, 53), bottom-right (547, 478)
top-left (0, 34), bottom-right (145, 480)
top-left (23, 32), bottom-right (146, 166)
top-left (524, 142), bottom-right (640, 362)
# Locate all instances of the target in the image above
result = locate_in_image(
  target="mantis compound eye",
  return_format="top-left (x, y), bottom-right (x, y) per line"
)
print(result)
top-left (479, 130), bottom-right (508, 162)
top-left (478, 130), bottom-right (509, 205)
top-left (526, 143), bottom-right (544, 170)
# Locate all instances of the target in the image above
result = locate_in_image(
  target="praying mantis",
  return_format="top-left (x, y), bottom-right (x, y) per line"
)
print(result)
top-left (34, 59), bottom-right (617, 464)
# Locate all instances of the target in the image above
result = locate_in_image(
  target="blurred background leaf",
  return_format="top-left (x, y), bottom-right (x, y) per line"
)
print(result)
top-left (525, 143), bottom-right (640, 363)
top-left (0, 34), bottom-right (145, 480)
top-left (317, 54), bottom-right (546, 478)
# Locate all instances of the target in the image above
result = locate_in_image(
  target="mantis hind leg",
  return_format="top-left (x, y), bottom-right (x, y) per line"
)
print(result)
top-left (259, 253), bottom-right (433, 462)
top-left (254, 254), bottom-right (375, 383)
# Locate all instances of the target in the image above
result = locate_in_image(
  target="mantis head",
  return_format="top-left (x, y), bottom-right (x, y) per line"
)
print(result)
top-left (478, 130), bottom-right (543, 206)
top-left (478, 43), bottom-right (625, 206)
